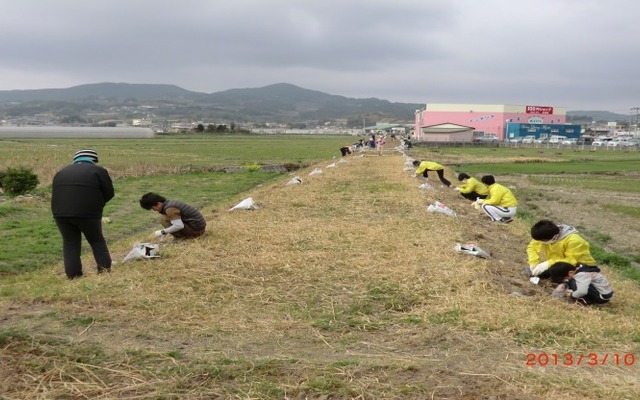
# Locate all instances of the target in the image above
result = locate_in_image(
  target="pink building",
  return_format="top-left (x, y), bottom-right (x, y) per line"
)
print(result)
top-left (414, 103), bottom-right (567, 141)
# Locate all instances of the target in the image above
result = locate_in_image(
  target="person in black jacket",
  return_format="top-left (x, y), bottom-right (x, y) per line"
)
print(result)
top-left (51, 149), bottom-right (114, 279)
top-left (139, 192), bottom-right (206, 240)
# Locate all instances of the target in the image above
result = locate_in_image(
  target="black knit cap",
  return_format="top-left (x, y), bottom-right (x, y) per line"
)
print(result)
top-left (73, 149), bottom-right (99, 163)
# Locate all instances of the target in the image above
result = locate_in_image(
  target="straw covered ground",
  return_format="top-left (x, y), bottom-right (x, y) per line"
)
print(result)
top-left (1, 149), bottom-right (639, 399)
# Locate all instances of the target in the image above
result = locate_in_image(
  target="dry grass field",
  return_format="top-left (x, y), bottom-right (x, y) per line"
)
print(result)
top-left (1, 148), bottom-right (640, 399)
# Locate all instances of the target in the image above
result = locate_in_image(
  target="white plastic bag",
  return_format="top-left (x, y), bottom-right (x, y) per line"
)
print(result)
top-left (309, 168), bottom-right (323, 176)
top-left (418, 182), bottom-right (434, 190)
top-left (326, 163), bottom-right (337, 168)
top-left (454, 243), bottom-right (490, 259)
top-left (122, 243), bottom-right (160, 263)
top-left (230, 197), bottom-right (257, 210)
top-left (427, 201), bottom-right (457, 217)
top-left (285, 176), bottom-right (302, 186)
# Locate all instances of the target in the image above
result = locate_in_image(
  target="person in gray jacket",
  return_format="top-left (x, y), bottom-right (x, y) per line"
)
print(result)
top-left (51, 149), bottom-right (114, 279)
top-left (139, 192), bottom-right (206, 240)
top-left (548, 262), bottom-right (614, 305)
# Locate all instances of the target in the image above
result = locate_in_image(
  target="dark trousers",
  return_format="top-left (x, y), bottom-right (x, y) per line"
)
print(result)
top-left (423, 169), bottom-right (451, 187)
top-left (54, 217), bottom-right (111, 279)
top-left (461, 192), bottom-right (488, 201)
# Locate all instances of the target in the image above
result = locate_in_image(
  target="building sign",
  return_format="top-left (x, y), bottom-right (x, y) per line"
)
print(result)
top-left (526, 105), bottom-right (553, 115)
top-left (469, 114), bottom-right (495, 123)
top-left (528, 117), bottom-right (544, 124)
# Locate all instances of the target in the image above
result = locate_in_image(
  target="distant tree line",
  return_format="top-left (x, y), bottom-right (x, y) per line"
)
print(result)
top-left (192, 123), bottom-right (250, 134)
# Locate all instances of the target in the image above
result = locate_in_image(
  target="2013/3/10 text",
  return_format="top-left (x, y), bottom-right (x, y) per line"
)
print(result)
top-left (526, 353), bottom-right (635, 367)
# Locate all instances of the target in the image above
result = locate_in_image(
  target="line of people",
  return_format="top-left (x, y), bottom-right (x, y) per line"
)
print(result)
top-left (412, 159), bottom-right (517, 224)
top-left (52, 147), bottom-right (615, 306)
top-left (410, 157), bottom-right (613, 306)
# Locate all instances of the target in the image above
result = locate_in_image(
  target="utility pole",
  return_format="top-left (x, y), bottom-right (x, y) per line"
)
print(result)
top-left (631, 107), bottom-right (640, 136)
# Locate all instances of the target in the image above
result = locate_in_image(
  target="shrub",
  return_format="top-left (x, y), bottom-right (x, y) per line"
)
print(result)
top-left (0, 167), bottom-right (40, 196)
top-left (244, 162), bottom-right (261, 173)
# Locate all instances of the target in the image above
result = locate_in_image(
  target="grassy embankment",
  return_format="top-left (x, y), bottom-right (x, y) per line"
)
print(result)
top-left (0, 135), bottom-right (353, 274)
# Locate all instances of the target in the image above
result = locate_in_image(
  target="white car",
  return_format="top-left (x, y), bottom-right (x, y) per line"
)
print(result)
top-left (477, 135), bottom-right (498, 142)
top-left (561, 138), bottom-right (577, 145)
top-left (521, 135), bottom-right (536, 144)
top-left (592, 138), bottom-right (613, 147)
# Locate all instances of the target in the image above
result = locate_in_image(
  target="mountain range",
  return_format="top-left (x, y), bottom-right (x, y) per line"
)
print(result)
top-left (0, 82), bottom-right (631, 126)
top-left (0, 83), bottom-right (421, 126)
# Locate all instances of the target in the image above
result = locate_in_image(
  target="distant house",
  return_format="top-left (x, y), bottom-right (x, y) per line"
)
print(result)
top-left (417, 123), bottom-right (475, 142)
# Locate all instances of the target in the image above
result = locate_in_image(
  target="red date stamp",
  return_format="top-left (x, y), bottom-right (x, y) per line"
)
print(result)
top-left (526, 353), bottom-right (636, 366)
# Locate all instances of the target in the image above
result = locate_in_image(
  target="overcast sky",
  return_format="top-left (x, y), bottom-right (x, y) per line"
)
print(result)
top-left (1, 0), bottom-right (638, 114)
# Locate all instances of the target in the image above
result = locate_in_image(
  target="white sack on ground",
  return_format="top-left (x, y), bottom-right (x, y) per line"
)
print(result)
top-left (427, 201), bottom-right (457, 217)
top-left (285, 176), bottom-right (303, 186)
top-left (123, 243), bottom-right (160, 263)
top-left (309, 168), bottom-right (323, 176)
top-left (419, 183), bottom-right (434, 190)
top-left (326, 163), bottom-right (337, 168)
top-left (230, 197), bottom-right (257, 210)
top-left (454, 243), bottom-right (490, 259)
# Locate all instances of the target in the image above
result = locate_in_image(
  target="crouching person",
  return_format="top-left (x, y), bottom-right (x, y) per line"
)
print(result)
top-left (548, 262), bottom-right (614, 305)
top-left (340, 146), bottom-right (353, 157)
top-left (527, 219), bottom-right (596, 279)
top-left (139, 192), bottom-right (206, 240)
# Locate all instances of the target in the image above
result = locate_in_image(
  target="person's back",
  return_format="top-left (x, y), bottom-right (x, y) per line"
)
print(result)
top-left (162, 200), bottom-right (207, 231)
top-left (484, 182), bottom-right (517, 207)
top-left (478, 175), bottom-right (518, 223)
top-left (52, 162), bottom-right (114, 218)
top-left (548, 262), bottom-right (613, 305)
top-left (51, 149), bottom-right (114, 279)
top-left (458, 176), bottom-right (489, 196)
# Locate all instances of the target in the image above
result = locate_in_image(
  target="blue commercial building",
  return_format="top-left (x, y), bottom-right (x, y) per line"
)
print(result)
top-left (505, 123), bottom-right (581, 141)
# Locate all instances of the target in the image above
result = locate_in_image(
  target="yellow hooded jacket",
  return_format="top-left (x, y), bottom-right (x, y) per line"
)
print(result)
top-left (415, 161), bottom-right (444, 175)
top-left (483, 183), bottom-right (518, 207)
top-left (459, 177), bottom-right (489, 196)
top-left (526, 225), bottom-right (596, 266)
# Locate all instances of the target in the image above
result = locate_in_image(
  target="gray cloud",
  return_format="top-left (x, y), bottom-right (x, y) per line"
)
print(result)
top-left (1, 0), bottom-right (638, 113)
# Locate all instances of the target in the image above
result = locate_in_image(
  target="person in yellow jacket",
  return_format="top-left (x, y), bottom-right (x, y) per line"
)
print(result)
top-left (412, 160), bottom-right (452, 187)
top-left (476, 175), bottom-right (518, 223)
top-left (454, 173), bottom-right (489, 201)
top-left (527, 219), bottom-right (597, 279)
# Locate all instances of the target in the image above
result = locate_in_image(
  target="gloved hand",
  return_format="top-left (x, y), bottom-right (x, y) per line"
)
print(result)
top-left (453, 187), bottom-right (460, 191)
top-left (531, 261), bottom-right (550, 276)
top-left (154, 230), bottom-right (165, 238)
top-left (475, 199), bottom-right (484, 205)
